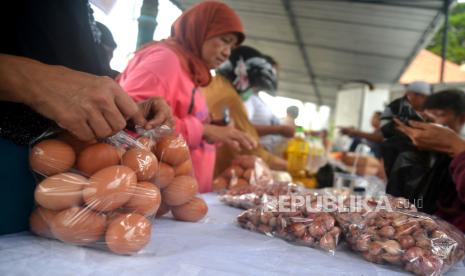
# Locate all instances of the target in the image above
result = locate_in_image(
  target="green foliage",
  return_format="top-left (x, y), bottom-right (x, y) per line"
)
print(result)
top-left (427, 3), bottom-right (465, 65)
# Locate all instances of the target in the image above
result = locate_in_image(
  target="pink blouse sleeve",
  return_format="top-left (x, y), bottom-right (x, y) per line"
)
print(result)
top-left (174, 115), bottom-right (204, 148)
top-left (119, 50), bottom-right (204, 148)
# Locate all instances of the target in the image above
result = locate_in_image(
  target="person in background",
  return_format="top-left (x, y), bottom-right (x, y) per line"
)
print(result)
top-left (0, 0), bottom-right (173, 235)
top-left (340, 111), bottom-right (383, 158)
top-left (405, 80), bottom-right (432, 112)
top-left (118, 1), bottom-right (256, 193)
top-left (307, 129), bottom-right (331, 153)
top-left (423, 89), bottom-right (465, 133)
top-left (239, 51), bottom-right (295, 152)
top-left (95, 21), bottom-right (120, 78)
top-left (204, 45), bottom-right (288, 175)
top-left (396, 89), bottom-right (465, 231)
top-left (281, 105), bottom-right (299, 127)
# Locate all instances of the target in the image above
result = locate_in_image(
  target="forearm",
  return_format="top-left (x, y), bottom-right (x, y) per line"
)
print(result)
top-left (253, 124), bottom-right (281, 136)
top-left (268, 155), bottom-right (288, 171)
top-left (257, 146), bottom-right (288, 171)
top-left (0, 54), bottom-right (41, 104)
top-left (450, 138), bottom-right (465, 157)
top-left (353, 130), bottom-right (383, 143)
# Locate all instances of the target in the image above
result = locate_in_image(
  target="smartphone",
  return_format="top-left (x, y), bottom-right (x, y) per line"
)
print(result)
top-left (380, 96), bottom-right (424, 138)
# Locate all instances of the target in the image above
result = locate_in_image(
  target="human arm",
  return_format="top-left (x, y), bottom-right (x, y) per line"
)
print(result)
top-left (0, 54), bottom-right (155, 141)
top-left (232, 152), bottom-right (288, 171)
top-left (395, 118), bottom-right (465, 203)
top-left (253, 124), bottom-right (295, 138)
top-left (119, 59), bottom-right (216, 148)
top-left (267, 155), bottom-right (288, 171)
top-left (340, 127), bottom-right (383, 143)
top-left (203, 124), bottom-right (257, 152)
top-left (135, 96), bottom-right (174, 129)
top-left (394, 119), bottom-right (465, 157)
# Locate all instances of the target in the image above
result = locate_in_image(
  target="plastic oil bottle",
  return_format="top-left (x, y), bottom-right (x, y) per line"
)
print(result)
top-left (286, 127), bottom-right (310, 186)
top-left (306, 135), bottom-right (329, 188)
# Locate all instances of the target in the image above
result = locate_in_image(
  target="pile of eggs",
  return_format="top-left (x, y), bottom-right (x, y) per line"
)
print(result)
top-left (212, 155), bottom-right (272, 192)
top-left (29, 131), bottom-right (208, 255)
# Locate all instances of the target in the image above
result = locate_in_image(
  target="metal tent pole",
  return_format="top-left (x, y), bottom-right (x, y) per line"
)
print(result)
top-left (281, 0), bottom-right (322, 106)
top-left (440, 0), bottom-right (452, 83)
top-left (136, 0), bottom-right (159, 49)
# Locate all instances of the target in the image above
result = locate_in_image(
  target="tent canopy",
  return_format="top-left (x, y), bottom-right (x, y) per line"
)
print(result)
top-left (177, 0), bottom-right (447, 107)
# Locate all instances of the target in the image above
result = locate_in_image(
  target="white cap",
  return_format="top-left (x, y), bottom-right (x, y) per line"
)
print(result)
top-left (406, 81), bottom-right (432, 96)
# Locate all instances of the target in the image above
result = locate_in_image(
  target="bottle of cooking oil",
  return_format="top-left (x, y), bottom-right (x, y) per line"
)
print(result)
top-left (286, 127), bottom-right (309, 184)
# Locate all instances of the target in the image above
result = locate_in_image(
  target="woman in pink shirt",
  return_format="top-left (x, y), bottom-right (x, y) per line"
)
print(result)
top-left (119, 1), bottom-right (256, 192)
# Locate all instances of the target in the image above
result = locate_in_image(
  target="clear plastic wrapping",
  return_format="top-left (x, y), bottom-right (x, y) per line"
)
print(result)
top-left (340, 152), bottom-right (382, 177)
top-left (334, 195), bottom-right (417, 232)
top-left (307, 187), bottom-right (352, 202)
top-left (335, 196), bottom-right (465, 275)
top-left (28, 126), bottom-right (207, 255)
top-left (237, 196), bottom-right (342, 253)
top-left (219, 181), bottom-right (304, 209)
top-left (212, 155), bottom-right (273, 192)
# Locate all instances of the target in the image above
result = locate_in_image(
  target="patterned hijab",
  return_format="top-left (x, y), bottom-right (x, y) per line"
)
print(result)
top-left (218, 45), bottom-right (277, 95)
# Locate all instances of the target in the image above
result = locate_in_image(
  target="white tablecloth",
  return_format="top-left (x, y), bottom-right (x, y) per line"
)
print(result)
top-left (1, 193), bottom-right (464, 276)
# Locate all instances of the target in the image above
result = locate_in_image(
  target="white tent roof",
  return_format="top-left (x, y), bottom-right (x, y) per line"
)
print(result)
top-left (176, 0), bottom-right (447, 107)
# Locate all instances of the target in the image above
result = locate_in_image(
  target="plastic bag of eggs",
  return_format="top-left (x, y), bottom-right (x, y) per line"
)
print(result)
top-left (212, 155), bottom-right (273, 192)
top-left (237, 198), bottom-right (342, 253)
top-left (29, 128), bottom-right (207, 255)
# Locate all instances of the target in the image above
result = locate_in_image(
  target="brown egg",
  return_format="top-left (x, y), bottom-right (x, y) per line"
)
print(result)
top-left (123, 182), bottom-right (161, 217)
top-left (243, 169), bottom-right (254, 181)
top-left (230, 178), bottom-right (249, 189)
top-left (77, 143), bottom-right (120, 176)
top-left (50, 207), bottom-right (106, 245)
top-left (30, 139), bottom-right (76, 176)
top-left (122, 148), bottom-right (158, 181)
top-left (232, 155), bottom-right (257, 169)
top-left (29, 207), bottom-right (59, 238)
top-left (106, 211), bottom-right (127, 226)
top-left (56, 131), bottom-right (97, 154)
top-left (105, 213), bottom-right (152, 255)
top-left (162, 175), bottom-right (198, 206)
top-left (136, 136), bottom-right (156, 152)
top-left (152, 162), bottom-right (175, 189)
top-left (156, 201), bottom-right (171, 218)
top-left (212, 177), bottom-right (229, 191)
top-left (154, 135), bottom-right (190, 166)
top-left (34, 172), bottom-right (88, 210)
top-left (174, 159), bottom-right (193, 176)
top-left (171, 197), bottom-right (208, 222)
top-left (83, 165), bottom-right (137, 212)
top-left (116, 147), bottom-right (127, 159)
top-left (222, 165), bottom-right (244, 179)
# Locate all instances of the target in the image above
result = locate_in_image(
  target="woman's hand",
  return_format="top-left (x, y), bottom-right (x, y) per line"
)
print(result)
top-left (203, 124), bottom-right (257, 151)
top-left (394, 118), bottom-right (465, 157)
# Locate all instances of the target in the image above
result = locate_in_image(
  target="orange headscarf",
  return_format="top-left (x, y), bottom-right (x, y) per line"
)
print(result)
top-left (162, 1), bottom-right (245, 87)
